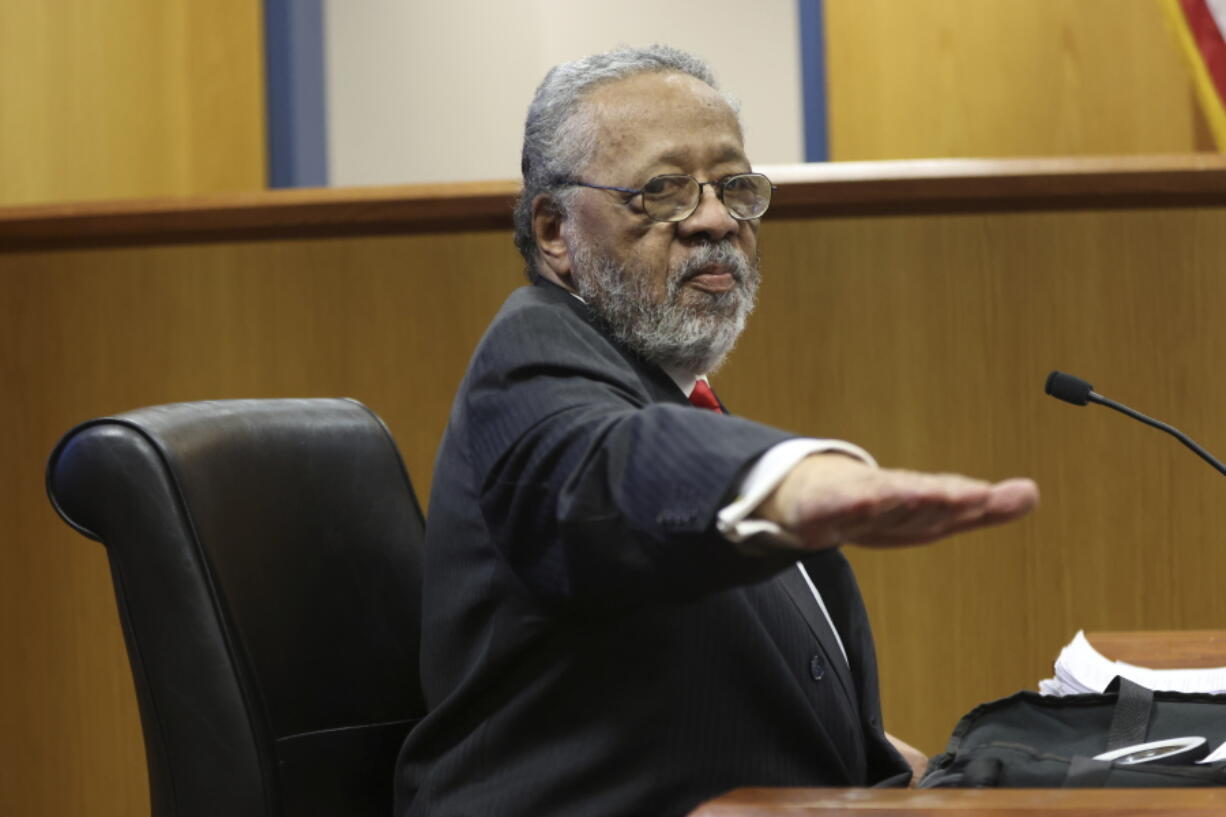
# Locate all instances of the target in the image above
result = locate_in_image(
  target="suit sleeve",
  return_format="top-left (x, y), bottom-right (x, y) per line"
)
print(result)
top-left (460, 297), bottom-right (798, 608)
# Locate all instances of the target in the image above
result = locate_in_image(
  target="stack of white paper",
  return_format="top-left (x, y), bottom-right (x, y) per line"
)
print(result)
top-left (1039, 630), bottom-right (1226, 696)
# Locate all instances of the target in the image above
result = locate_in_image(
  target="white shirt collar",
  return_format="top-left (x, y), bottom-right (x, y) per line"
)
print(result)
top-left (662, 366), bottom-right (707, 399)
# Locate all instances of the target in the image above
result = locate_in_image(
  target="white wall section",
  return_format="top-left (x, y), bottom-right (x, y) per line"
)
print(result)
top-left (323, 0), bottom-right (803, 185)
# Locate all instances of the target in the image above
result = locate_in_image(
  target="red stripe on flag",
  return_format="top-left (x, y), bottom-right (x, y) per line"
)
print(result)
top-left (1181, 0), bottom-right (1226, 104)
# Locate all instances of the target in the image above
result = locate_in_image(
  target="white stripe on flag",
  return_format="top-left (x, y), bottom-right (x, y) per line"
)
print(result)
top-left (1208, 0), bottom-right (1226, 38)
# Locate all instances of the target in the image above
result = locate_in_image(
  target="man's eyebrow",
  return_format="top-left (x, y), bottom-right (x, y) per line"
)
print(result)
top-left (637, 145), bottom-right (751, 177)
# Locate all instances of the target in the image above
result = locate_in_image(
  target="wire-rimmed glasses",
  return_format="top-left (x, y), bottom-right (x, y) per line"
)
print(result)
top-left (563, 173), bottom-right (777, 222)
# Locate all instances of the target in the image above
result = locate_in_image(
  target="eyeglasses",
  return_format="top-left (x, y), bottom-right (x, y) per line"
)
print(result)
top-left (563, 172), bottom-right (777, 222)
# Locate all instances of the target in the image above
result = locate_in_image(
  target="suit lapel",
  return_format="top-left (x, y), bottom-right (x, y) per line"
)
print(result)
top-left (777, 565), bottom-right (860, 713)
top-left (805, 549), bottom-right (885, 730)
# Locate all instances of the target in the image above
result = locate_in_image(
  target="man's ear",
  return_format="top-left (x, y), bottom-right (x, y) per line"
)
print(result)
top-left (532, 194), bottom-right (575, 288)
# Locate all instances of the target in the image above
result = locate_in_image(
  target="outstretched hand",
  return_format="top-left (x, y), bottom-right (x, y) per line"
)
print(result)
top-left (756, 453), bottom-right (1039, 551)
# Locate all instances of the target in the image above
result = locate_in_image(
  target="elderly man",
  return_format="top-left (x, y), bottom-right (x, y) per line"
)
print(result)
top-left (396, 45), bottom-right (1037, 817)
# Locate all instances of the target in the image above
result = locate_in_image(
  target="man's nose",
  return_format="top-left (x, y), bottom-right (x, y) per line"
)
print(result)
top-left (675, 185), bottom-right (739, 242)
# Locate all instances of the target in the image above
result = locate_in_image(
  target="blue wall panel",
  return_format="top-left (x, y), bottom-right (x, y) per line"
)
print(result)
top-left (798, 0), bottom-right (829, 163)
top-left (265, 0), bottom-right (328, 187)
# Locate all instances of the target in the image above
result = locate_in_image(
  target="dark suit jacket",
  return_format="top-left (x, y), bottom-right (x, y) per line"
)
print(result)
top-left (396, 281), bottom-right (909, 817)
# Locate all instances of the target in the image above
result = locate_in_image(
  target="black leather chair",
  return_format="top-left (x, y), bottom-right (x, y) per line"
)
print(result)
top-left (46, 399), bottom-right (426, 817)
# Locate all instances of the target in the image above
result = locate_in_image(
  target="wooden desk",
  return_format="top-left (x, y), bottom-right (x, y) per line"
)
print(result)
top-left (1087, 631), bottom-right (1226, 670)
top-left (693, 631), bottom-right (1226, 815)
top-left (691, 787), bottom-right (1226, 816)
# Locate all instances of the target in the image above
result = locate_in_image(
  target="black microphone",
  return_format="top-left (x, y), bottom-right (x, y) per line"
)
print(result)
top-left (1045, 370), bottom-right (1226, 476)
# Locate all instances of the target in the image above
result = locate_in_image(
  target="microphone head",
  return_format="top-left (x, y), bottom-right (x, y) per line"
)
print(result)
top-left (1045, 370), bottom-right (1094, 406)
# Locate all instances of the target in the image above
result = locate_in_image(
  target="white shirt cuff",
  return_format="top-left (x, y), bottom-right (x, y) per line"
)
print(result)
top-left (716, 438), bottom-right (877, 544)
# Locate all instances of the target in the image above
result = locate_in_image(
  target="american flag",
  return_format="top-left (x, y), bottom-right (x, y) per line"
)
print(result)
top-left (1164, 0), bottom-right (1226, 149)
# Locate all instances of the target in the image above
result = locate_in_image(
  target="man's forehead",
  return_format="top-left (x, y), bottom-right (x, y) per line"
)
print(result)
top-left (586, 70), bottom-right (735, 125)
top-left (580, 71), bottom-right (746, 176)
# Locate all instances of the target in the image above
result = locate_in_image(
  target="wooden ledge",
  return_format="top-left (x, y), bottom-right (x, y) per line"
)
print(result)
top-left (765, 154), bottom-right (1226, 218)
top-left (0, 179), bottom-right (521, 252)
top-left (1086, 630), bottom-right (1226, 669)
top-left (2, 155), bottom-right (1225, 252)
top-left (689, 786), bottom-right (1226, 816)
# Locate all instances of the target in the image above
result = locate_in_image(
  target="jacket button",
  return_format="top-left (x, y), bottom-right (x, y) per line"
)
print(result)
top-left (809, 653), bottom-right (825, 681)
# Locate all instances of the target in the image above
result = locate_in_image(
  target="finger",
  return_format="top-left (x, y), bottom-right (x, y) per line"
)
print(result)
top-left (787, 469), bottom-right (1033, 550)
top-left (865, 480), bottom-right (1039, 545)
top-left (793, 475), bottom-right (949, 548)
top-left (826, 494), bottom-right (923, 544)
top-left (853, 474), bottom-right (990, 535)
top-left (983, 478), bottom-right (1040, 519)
top-left (795, 492), bottom-right (913, 548)
top-left (810, 472), bottom-right (966, 541)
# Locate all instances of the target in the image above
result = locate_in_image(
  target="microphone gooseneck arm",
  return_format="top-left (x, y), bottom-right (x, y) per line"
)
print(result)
top-left (1045, 370), bottom-right (1226, 477)
top-left (1086, 390), bottom-right (1226, 477)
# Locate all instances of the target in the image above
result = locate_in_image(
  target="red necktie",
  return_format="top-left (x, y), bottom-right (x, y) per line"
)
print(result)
top-left (689, 380), bottom-right (724, 413)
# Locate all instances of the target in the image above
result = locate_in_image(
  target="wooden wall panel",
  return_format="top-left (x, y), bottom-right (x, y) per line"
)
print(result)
top-left (0, 233), bottom-right (524, 816)
top-left (5, 203), bottom-right (1226, 811)
top-left (824, 0), bottom-right (1209, 159)
top-left (0, 1), bottom-right (265, 207)
top-left (731, 208), bottom-right (1226, 750)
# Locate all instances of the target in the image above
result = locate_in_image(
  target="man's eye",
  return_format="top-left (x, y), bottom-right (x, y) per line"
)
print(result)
top-left (643, 176), bottom-right (686, 196)
top-left (642, 178), bottom-right (670, 195)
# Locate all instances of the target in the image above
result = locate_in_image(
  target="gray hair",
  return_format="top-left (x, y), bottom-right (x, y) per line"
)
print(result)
top-left (513, 45), bottom-right (740, 281)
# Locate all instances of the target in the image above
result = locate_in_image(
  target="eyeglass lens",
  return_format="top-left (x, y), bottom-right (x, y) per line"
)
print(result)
top-left (641, 174), bottom-right (772, 222)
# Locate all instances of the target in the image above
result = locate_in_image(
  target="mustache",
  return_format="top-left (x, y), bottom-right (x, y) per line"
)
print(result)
top-left (672, 242), bottom-right (754, 286)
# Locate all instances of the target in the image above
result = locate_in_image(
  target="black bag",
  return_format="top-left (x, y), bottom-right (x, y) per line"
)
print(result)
top-left (921, 677), bottom-right (1226, 788)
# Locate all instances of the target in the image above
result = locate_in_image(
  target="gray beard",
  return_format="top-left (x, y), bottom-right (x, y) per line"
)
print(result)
top-left (570, 240), bottom-right (760, 375)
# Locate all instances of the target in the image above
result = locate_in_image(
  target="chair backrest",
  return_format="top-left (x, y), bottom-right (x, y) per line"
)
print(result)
top-left (46, 398), bottom-right (426, 817)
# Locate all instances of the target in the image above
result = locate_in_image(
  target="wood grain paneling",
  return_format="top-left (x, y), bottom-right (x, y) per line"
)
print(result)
top-left (5, 178), bottom-right (1226, 811)
top-left (1087, 630), bottom-right (1226, 668)
top-left (0, 1), bottom-right (265, 207)
top-left (691, 786), bottom-right (1226, 816)
top-left (0, 179), bottom-right (522, 250)
top-left (5, 156), bottom-right (1226, 252)
top-left (730, 207), bottom-right (1226, 752)
top-left (824, 0), bottom-right (1209, 160)
top-left (0, 232), bottom-right (524, 816)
